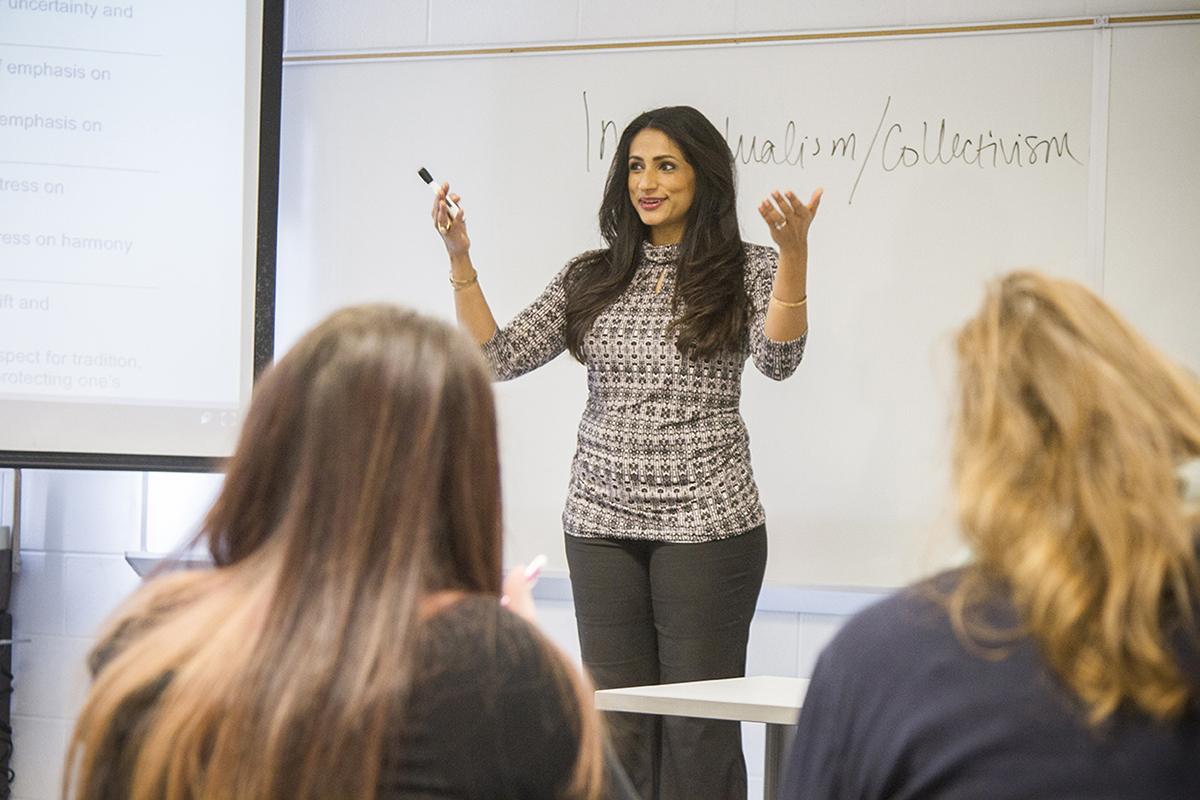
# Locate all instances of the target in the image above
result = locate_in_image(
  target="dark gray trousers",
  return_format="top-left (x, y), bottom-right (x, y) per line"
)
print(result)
top-left (565, 525), bottom-right (768, 800)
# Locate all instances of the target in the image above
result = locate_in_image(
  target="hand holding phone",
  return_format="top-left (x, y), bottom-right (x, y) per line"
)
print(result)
top-left (501, 554), bottom-right (547, 623)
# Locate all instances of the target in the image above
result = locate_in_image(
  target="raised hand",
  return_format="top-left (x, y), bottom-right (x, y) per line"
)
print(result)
top-left (431, 182), bottom-right (470, 255)
top-left (758, 188), bottom-right (823, 251)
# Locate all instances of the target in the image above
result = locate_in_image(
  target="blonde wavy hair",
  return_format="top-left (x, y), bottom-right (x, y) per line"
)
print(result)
top-left (951, 271), bottom-right (1200, 724)
top-left (64, 305), bottom-right (605, 800)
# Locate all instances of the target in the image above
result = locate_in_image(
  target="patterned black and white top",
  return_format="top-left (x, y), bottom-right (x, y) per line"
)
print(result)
top-left (481, 240), bottom-right (806, 543)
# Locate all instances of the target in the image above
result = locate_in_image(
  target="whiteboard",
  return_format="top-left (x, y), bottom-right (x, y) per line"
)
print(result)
top-left (274, 21), bottom-right (1194, 588)
top-left (1103, 23), bottom-right (1200, 375)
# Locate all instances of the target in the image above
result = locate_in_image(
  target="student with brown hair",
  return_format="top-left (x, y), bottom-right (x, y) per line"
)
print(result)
top-left (64, 304), bottom-right (636, 800)
top-left (783, 271), bottom-right (1200, 798)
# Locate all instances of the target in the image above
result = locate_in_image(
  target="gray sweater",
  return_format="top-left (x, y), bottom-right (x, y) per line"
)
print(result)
top-left (482, 240), bottom-right (805, 543)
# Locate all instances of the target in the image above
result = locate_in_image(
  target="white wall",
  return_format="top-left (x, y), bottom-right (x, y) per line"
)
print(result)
top-left (4, 463), bottom-right (857, 800)
top-left (6, 2), bottom-right (1194, 799)
top-left (6, 470), bottom-right (144, 800)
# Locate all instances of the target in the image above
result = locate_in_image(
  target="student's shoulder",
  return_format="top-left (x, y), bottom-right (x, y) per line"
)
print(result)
top-left (425, 594), bottom-right (550, 663)
top-left (820, 572), bottom-right (964, 669)
top-left (89, 569), bottom-right (217, 676)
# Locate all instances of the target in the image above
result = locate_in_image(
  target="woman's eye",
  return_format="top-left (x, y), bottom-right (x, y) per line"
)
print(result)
top-left (629, 162), bottom-right (643, 172)
top-left (661, 162), bottom-right (675, 171)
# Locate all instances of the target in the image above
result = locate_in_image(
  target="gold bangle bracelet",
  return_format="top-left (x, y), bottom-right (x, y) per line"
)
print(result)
top-left (449, 271), bottom-right (478, 291)
top-left (770, 292), bottom-right (807, 308)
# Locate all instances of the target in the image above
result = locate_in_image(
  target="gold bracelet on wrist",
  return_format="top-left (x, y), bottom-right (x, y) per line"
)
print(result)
top-left (449, 271), bottom-right (478, 291)
top-left (770, 292), bottom-right (807, 308)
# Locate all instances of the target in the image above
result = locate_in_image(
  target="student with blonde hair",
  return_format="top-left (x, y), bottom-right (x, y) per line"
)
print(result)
top-left (64, 305), bottom-right (636, 800)
top-left (783, 271), bottom-right (1200, 798)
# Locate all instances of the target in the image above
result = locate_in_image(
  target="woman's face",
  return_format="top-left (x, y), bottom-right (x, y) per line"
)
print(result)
top-left (627, 128), bottom-right (696, 246)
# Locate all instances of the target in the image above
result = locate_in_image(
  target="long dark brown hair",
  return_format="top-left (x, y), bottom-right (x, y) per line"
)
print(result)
top-left (564, 105), bottom-right (750, 361)
top-left (64, 305), bottom-right (605, 800)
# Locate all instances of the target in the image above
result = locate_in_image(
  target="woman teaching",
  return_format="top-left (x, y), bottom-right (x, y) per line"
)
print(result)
top-left (431, 105), bottom-right (821, 799)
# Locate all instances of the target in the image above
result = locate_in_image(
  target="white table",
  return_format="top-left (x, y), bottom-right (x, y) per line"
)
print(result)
top-left (594, 676), bottom-right (809, 800)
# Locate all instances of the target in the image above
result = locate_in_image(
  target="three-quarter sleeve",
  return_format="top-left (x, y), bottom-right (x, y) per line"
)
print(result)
top-left (480, 262), bottom-right (573, 381)
top-left (744, 245), bottom-right (806, 380)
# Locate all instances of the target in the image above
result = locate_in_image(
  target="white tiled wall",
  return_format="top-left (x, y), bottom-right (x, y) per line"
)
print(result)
top-left (8, 470), bottom-right (145, 800)
top-left (143, 472), bottom-right (224, 553)
top-left (7, 1), bottom-right (1186, 798)
top-left (5, 464), bottom-right (862, 800)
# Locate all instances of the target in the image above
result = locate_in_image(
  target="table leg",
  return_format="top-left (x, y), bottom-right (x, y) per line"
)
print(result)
top-left (763, 723), bottom-right (796, 800)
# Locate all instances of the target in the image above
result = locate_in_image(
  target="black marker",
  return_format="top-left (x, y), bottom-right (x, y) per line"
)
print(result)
top-left (418, 167), bottom-right (460, 220)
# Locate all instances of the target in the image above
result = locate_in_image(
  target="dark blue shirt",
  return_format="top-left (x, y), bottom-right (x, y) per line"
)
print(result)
top-left (782, 571), bottom-right (1200, 799)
